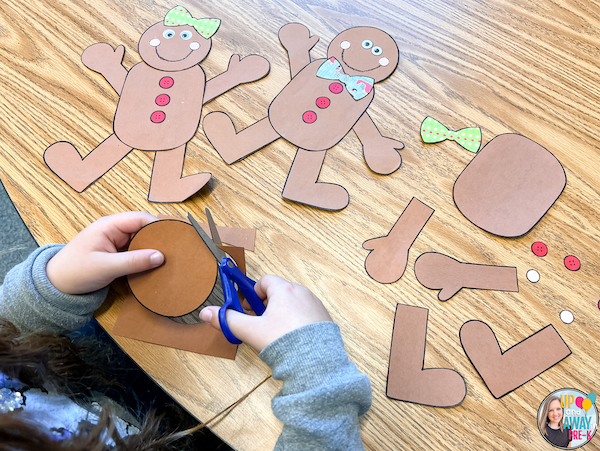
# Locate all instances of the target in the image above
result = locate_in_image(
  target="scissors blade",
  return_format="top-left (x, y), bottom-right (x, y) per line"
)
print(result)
top-left (186, 212), bottom-right (226, 261)
top-left (205, 208), bottom-right (223, 246)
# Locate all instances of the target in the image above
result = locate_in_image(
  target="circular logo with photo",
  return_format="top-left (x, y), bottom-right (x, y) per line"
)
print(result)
top-left (538, 389), bottom-right (598, 448)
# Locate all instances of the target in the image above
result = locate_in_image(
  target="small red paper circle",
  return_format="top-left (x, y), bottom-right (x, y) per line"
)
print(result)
top-left (159, 76), bottom-right (174, 89)
top-left (155, 94), bottom-right (170, 106)
top-left (316, 97), bottom-right (331, 108)
top-left (531, 242), bottom-right (548, 257)
top-left (564, 255), bottom-right (581, 271)
top-left (302, 111), bottom-right (317, 123)
top-left (150, 111), bottom-right (166, 123)
top-left (329, 82), bottom-right (343, 94)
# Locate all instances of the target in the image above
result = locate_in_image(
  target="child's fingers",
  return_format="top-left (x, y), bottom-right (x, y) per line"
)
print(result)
top-left (254, 274), bottom-right (290, 300)
top-left (100, 248), bottom-right (164, 280)
top-left (200, 306), bottom-right (258, 343)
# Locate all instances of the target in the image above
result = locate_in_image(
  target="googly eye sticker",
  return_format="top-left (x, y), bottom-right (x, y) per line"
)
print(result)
top-left (163, 29), bottom-right (175, 39)
top-left (362, 40), bottom-right (373, 49)
top-left (371, 46), bottom-right (383, 55)
top-left (180, 30), bottom-right (192, 40)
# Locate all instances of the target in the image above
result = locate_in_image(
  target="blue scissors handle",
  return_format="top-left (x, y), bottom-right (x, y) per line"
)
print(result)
top-left (217, 257), bottom-right (266, 344)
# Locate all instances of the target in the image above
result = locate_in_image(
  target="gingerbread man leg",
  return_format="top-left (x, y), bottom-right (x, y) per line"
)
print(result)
top-left (148, 145), bottom-right (211, 203)
top-left (282, 148), bottom-right (349, 211)
top-left (44, 134), bottom-right (133, 192)
top-left (203, 112), bottom-right (280, 164)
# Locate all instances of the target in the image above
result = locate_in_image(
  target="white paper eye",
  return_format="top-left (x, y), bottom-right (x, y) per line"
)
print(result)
top-left (189, 41), bottom-right (200, 50)
top-left (180, 30), bottom-right (192, 40)
top-left (149, 38), bottom-right (161, 47)
top-left (340, 40), bottom-right (351, 49)
top-left (362, 40), bottom-right (373, 49)
top-left (163, 29), bottom-right (175, 39)
top-left (379, 57), bottom-right (389, 66)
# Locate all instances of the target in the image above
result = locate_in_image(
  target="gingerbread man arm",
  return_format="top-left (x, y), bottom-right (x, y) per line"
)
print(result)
top-left (203, 54), bottom-right (270, 104)
top-left (81, 43), bottom-right (128, 95)
top-left (278, 23), bottom-right (319, 78)
top-left (353, 112), bottom-right (404, 175)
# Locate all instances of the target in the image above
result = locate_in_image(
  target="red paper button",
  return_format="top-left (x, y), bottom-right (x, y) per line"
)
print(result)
top-left (159, 77), bottom-right (174, 89)
top-left (316, 97), bottom-right (331, 109)
top-left (155, 94), bottom-right (170, 106)
top-left (564, 255), bottom-right (581, 271)
top-left (302, 111), bottom-right (317, 123)
top-left (329, 82), bottom-right (343, 94)
top-left (531, 242), bottom-right (548, 257)
top-left (150, 111), bottom-right (166, 123)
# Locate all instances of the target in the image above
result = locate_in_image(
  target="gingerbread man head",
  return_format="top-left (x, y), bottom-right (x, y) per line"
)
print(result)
top-left (327, 27), bottom-right (399, 83)
top-left (138, 5), bottom-right (220, 71)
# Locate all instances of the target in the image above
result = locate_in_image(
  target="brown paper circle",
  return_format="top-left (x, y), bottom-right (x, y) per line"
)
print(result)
top-left (127, 219), bottom-right (218, 317)
top-left (453, 134), bottom-right (566, 238)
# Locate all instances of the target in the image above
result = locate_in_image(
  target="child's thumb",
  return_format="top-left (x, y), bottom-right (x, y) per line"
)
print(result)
top-left (200, 306), bottom-right (257, 345)
top-left (105, 249), bottom-right (164, 279)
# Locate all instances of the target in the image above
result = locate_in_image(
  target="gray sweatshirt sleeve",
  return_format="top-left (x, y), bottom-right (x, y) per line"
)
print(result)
top-left (259, 321), bottom-right (372, 451)
top-left (0, 244), bottom-right (109, 334)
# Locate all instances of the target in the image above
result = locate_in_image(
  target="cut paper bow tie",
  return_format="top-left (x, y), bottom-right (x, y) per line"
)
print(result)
top-left (164, 6), bottom-right (221, 39)
top-left (420, 117), bottom-right (481, 152)
top-left (316, 58), bottom-right (375, 101)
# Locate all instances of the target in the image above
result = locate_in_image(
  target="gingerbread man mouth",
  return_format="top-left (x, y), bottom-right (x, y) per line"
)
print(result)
top-left (341, 50), bottom-right (381, 73)
top-left (155, 47), bottom-right (194, 62)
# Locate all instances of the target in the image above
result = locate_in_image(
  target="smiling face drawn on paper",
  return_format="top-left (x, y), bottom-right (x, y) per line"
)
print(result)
top-left (328, 27), bottom-right (399, 82)
top-left (138, 22), bottom-right (212, 71)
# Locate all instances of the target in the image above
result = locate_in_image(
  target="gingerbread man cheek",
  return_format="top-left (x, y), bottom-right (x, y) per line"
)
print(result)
top-left (113, 63), bottom-right (206, 151)
top-left (268, 60), bottom-right (372, 151)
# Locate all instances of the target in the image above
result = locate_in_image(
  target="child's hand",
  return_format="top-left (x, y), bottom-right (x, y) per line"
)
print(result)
top-left (46, 212), bottom-right (164, 295)
top-left (200, 275), bottom-right (332, 352)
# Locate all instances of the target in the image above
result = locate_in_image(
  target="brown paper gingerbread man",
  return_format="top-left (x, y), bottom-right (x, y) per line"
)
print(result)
top-left (44, 6), bottom-right (269, 203)
top-left (204, 23), bottom-right (403, 210)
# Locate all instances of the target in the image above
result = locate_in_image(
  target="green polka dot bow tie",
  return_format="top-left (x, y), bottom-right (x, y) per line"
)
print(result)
top-left (164, 6), bottom-right (220, 39)
top-left (420, 117), bottom-right (481, 152)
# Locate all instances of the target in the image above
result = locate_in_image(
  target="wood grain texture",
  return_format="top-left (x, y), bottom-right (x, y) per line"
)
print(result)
top-left (1, 0), bottom-right (600, 449)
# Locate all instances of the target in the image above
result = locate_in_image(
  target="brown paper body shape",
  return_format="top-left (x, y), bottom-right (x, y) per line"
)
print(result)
top-left (460, 321), bottom-right (571, 398)
top-left (414, 252), bottom-right (518, 301)
top-left (113, 219), bottom-right (248, 359)
top-left (387, 304), bottom-right (466, 407)
top-left (204, 23), bottom-right (404, 211)
top-left (363, 198), bottom-right (433, 283)
top-left (44, 7), bottom-right (270, 203)
top-left (453, 134), bottom-right (566, 237)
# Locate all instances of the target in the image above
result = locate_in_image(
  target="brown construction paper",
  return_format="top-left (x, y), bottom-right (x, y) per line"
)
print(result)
top-left (460, 321), bottom-right (571, 398)
top-left (453, 134), bottom-right (566, 237)
top-left (112, 290), bottom-right (237, 359)
top-left (204, 23), bottom-right (403, 210)
top-left (127, 219), bottom-right (218, 317)
top-left (414, 252), bottom-right (518, 301)
top-left (44, 8), bottom-right (269, 203)
top-left (157, 214), bottom-right (256, 251)
top-left (363, 198), bottom-right (433, 283)
top-left (387, 304), bottom-right (466, 407)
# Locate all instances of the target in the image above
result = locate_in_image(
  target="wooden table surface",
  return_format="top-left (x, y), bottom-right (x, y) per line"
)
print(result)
top-left (2, 0), bottom-right (600, 449)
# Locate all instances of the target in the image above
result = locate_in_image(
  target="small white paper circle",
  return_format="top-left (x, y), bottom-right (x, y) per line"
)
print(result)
top-left (149, 38), bottom-right (161, 47)
top-left (190, 42), bottom-right (200, 50)
top-left (379, 57), bottom-right (389, 66)
top-left (560, 310), bottom-right (574, 324)
top-left (526, 269), bottom-right (540, 283)
top-left (340, 40), bottom-right (351, 49)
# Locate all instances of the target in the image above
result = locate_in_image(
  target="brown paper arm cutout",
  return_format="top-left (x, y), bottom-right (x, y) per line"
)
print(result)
top-left (203, 54), bottom-right (270, 103)
top-left (387, 304), bottom-right (466, 407)
top-left (353, 112), bottom-right (404, 175)
top-left (156, 214), bottom-right (256, 251)
top-left (460, 321), bottom-right (571, 398)
top-left (414, 252), bottom-right (518, 301)
top-left (363, 198), bottom-right (433, 283)
top-left (278, 23), bottom-right (319, 78)
top-left (81, 43), bottom-right (128, 95)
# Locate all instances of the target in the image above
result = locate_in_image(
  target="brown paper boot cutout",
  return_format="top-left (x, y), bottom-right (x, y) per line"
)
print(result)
top-left (203, 113), bottom-right (280, 164)
top-left (148, 145), bottom-right (211, 203)
top-left (414, 252), bottom-right (518, 301)
top-left (282, 148), bottom-right (349, 210)
top-left (44, 134), bottom-right (133, 192)
top-left (363, 198), bottom-right (433, 283)
top-left (460, 321), bottom-right (571, 398)
top-left (387, 304), bottom-right (466, 407)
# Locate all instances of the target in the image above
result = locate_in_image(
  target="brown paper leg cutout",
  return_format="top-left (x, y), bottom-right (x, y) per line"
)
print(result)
top-left (203, 112), bottom-right (280, 164)
top-left (387, 304), bottom-right (466, 407)
top-left (363, 198), bottom-right (434, 283)
top-left (460, 321), bottom-right (571, 398)
top-left (148, 145), bottom-right (211, 203)
top-left (414, 252), bottom-right (518, 301)
top-left (282, 148), bottom-right (349, 211)
top-left (44, 134), bottom-right (132, 192)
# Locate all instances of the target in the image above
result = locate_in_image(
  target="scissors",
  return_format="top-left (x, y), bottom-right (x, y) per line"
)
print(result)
top-left (187, 211), bottom-right (266, 344)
